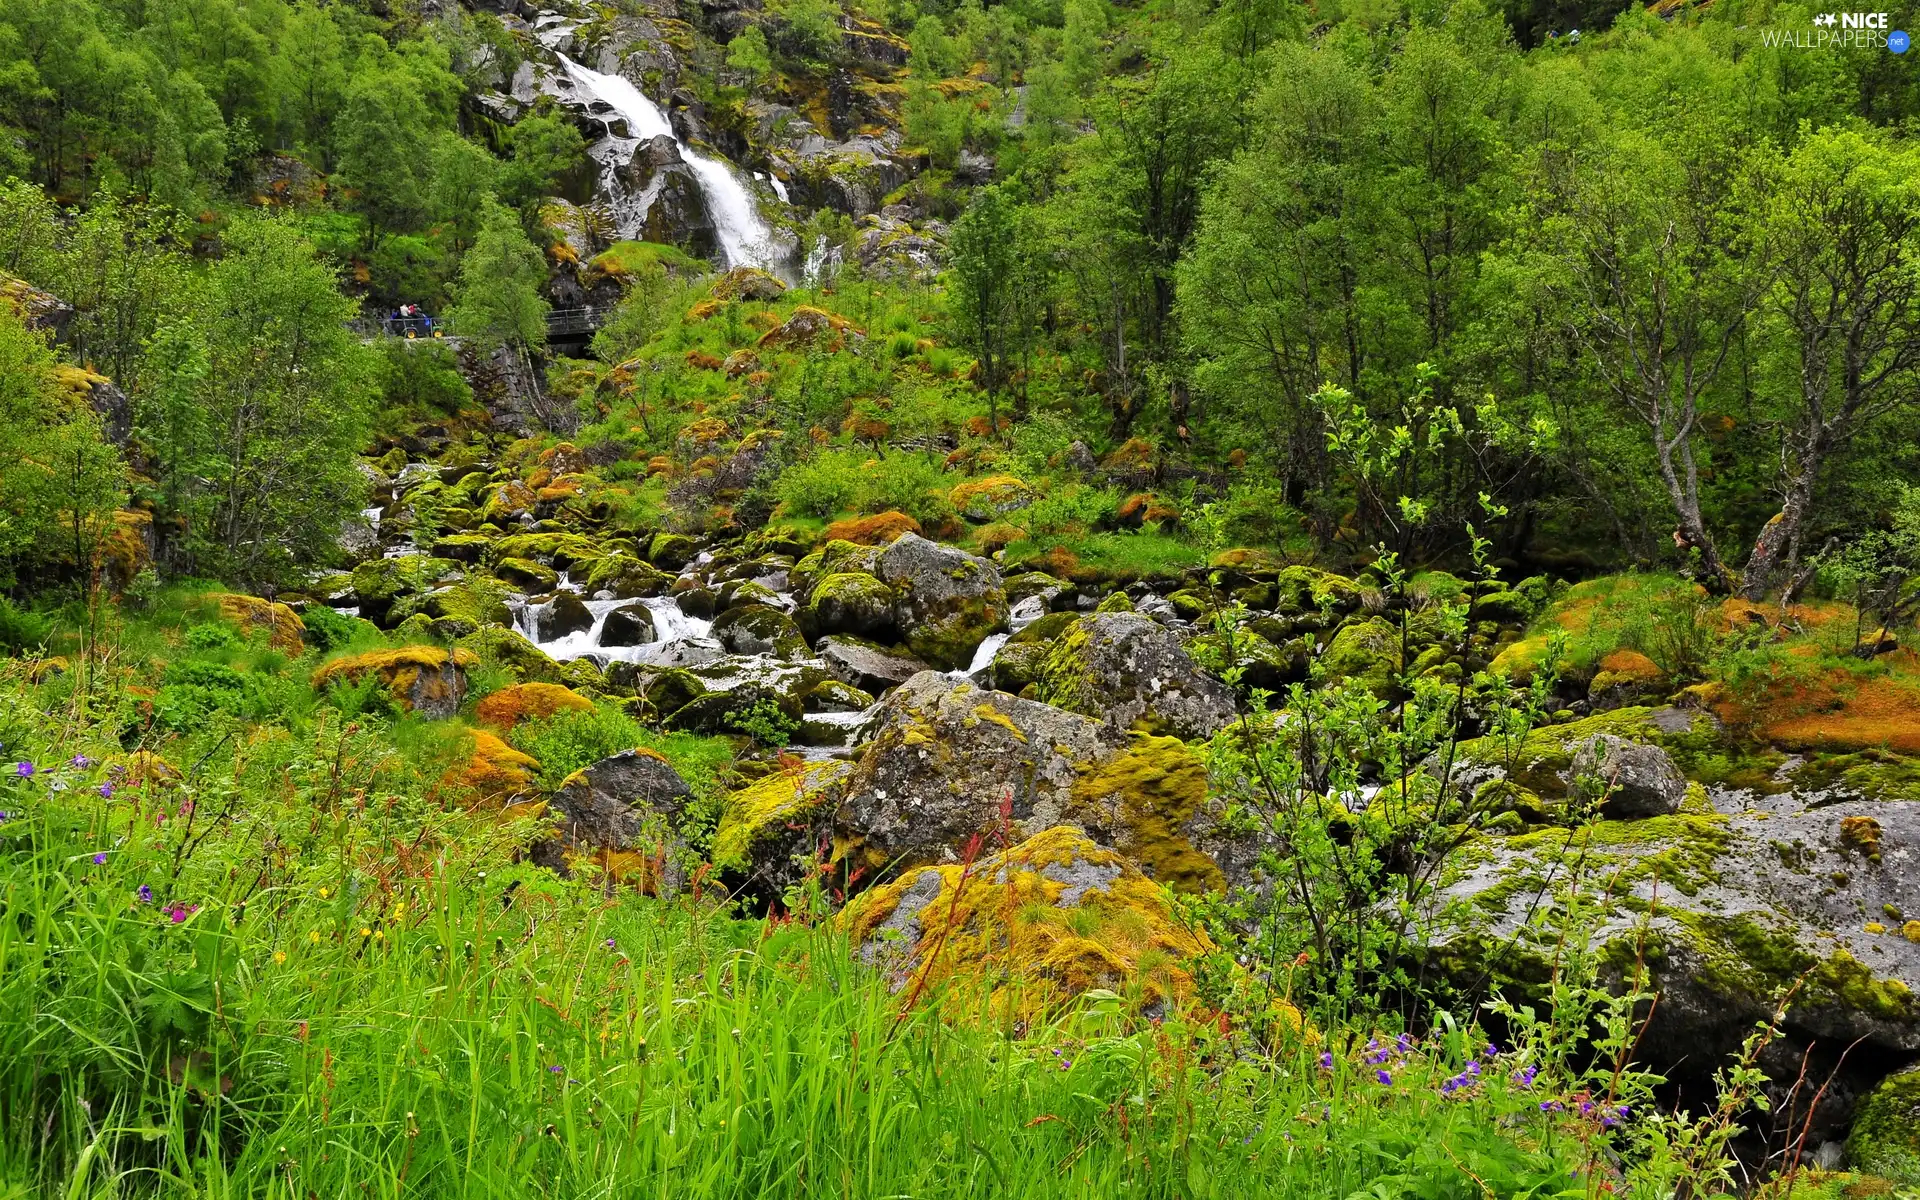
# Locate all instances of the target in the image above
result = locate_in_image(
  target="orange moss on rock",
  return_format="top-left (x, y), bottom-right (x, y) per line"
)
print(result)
top-left (685, 349), bottom-right (724, 371)
top-left (473, 682), bottom-right (593, 731)
top-left (823, 510), bottom-right (921, 545)
top-left (841, 827), bottom-right (1213, 1020)
top-left (1764, 670), bottom-right (1920, 755)
top-left (439, 729), bottom-right (539, 805)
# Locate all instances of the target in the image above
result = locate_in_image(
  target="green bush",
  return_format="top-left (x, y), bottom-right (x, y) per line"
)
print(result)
top-left (154, 659), bottom-right (268, 729)
top-left (773, 451), bottom-right (862, 519)
top-left (299, 604), bottom-right (370, 654)
top-left (0, 598), bottom-right (52, 654)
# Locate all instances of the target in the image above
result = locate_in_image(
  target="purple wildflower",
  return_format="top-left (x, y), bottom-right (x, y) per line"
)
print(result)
top-left (92, 852), bottom-right (107, 865)
top-left (1515, 1064), bottom-right (1538, 1089)
top-left (1483, 1042), bottom-right (1499, 1060)
top-left (69, 754), bottom-right (92, 769)
top-left (1580, 1101), bottom-right (1595, 1116)
top-left (1375, 1069), bottom-right (1392, 1086)
top-left (604, 937), bottom-right (617, 950)
top-left (98, 783), bottom-right (113, 799)
top-left (137, 884), bottom-right (153, 903)
top-left (1395, 1033), bottom-right (1414, 1053)
top-left (168, 906), bottom-right (188, 923)
top-left (15, 762), bottom-right (33, 778)
top-left (547, 1064), bottom-right (563, 1074)
top-left (1318, 1051), bottom-right (1333, 1071)
top-left (1540, 1100), bottom-right (1563, 1112)
top-left (1465, 1061), bottom-right (1481, 1077)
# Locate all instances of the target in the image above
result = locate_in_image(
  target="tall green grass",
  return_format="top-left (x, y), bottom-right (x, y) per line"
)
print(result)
top-left (0, 714), bottom-right (1595, 1199)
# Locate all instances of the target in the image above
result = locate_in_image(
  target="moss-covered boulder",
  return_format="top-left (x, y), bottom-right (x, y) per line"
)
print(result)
top-left (874, 533), bottom-right (1008, 671)
top-left (840, 826), bottom-right (1213, 1018)
top-left (648, 531), bottom-right (697, 570)
top-left (712, 603), bottom-right (809, 659)
top-left (350, 555), bottom-right (462, 626)
top-left (791, 538), bottom-right (884, 599)
top-left (987, 639), bottom-right (1051, 694)
top-left (584, 554), bottom-right (673, 599)
top-left (1849, 1066), bottom-right (1920, 1179)
top-left (1034, 613), bottom-right (1235, 740)
top-left (438, 730), bottom-right (539, 805)
top-left (803, 571), bottom-right (898, 642)
top-left (836, 672), bottom-right (1121, 876)
top-left (803, 678), bottom-right (874, 712)
top-left (711, 760), bottom-right (855, 895)
top-left (1420, 760), bottom-right (1920, 1143)
top-left (948, 475), bottom-right (1036, 522)
top-left (474, 682), bottom-right (593, 731)
top-left (387, 578), bottom-right (513, 630)
top-left (537, 749), bottom-right (695, 891)
top-left (496, 556), bottom-right (560, 592)
top-left (490, 531), bottom-right (605, 571)
top-left (1272, 565), bottom-right (1363, 615)
top-left (457, 626), bottom-right (567, 684)
top-left (821, 511), bottom-right (921, 545)
top-left (1319, 616), bottom-right (1400, 698)
top-left (209, 593), bottom-right (305, 654)
top-left (312, 646), bottom-right (475, 718)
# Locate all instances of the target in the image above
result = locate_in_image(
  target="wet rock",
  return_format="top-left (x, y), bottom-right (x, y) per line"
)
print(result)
top-left (600, 602), bottom-right (657, 647)
top-left (874, 533), bottom-right (1008, 671)
top-left (1033, 613), bottom-right (1234, 740)
top-left (817, 635), bottom-right (931, 694)
top-left (804, 572), bottom-right (898, 642)
top-left (1573, 734), bottom-right (1688, 818)
top-left (712, 603), bottom-right (808, 658)
top-left (585, 555), bottom-right (674, 598)
top-left (497, 556), bottom-right (560, 592)
top-left (530, 592), bottom-right (595, 641)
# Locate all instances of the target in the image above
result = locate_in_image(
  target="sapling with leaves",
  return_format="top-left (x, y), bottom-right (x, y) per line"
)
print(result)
top-left (1197, 368), bottom-right (1560, 1015)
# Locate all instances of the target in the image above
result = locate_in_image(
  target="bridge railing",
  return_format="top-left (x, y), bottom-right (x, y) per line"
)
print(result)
top-left (355, 306), bottom-right (613, 342)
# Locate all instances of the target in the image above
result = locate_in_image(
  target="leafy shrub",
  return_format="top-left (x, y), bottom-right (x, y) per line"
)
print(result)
top-left (773, 451), bottom-right (862, 519)
top-left (298, 604), bottom-right (368, 654)
top-left (857, 453), bottom-right (950, 525)
top-left (155, 660), bottom-right (267, 729)
top-left (512, 704), bottom-right (735, 793)
top-left (184, 622), bottom-right (240, 651)
top-left (723, 696), bottom-right (800, 747)
top-left (0, 598), bottom-right (51, 654)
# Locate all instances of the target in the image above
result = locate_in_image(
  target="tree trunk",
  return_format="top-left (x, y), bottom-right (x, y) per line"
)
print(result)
top-left (1739, 435), bottom-right (1824, 601)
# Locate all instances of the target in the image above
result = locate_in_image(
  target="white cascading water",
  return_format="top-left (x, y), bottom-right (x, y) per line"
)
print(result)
top-left (557, 55), bottom-right (782, 271)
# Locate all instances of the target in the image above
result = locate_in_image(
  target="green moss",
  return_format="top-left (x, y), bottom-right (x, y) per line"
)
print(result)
top-left (711, 761), bottom-right (848, 873)
top-left (1789, 749), bottom-right (1920, 802)
top-left (1850, 1067), bottom-right (1920, 1180)
top-left (1069, 734), bottom-right (1224, 893)
top-left (1319, 616), bottom-right (1399, 698)
top-left (1676, 913), bottom-right (1914, 1020)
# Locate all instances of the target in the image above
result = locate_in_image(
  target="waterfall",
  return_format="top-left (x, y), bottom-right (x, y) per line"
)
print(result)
top-left (557, 55), bottom-right (783, 272)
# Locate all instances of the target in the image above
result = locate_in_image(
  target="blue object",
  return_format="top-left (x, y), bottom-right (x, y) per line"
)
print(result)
top-left (1890, 29), bottom-right (1910, 52)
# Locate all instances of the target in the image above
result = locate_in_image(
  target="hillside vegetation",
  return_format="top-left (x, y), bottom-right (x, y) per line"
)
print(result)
top-left (3, 0), bottom-right (1920, 1196)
